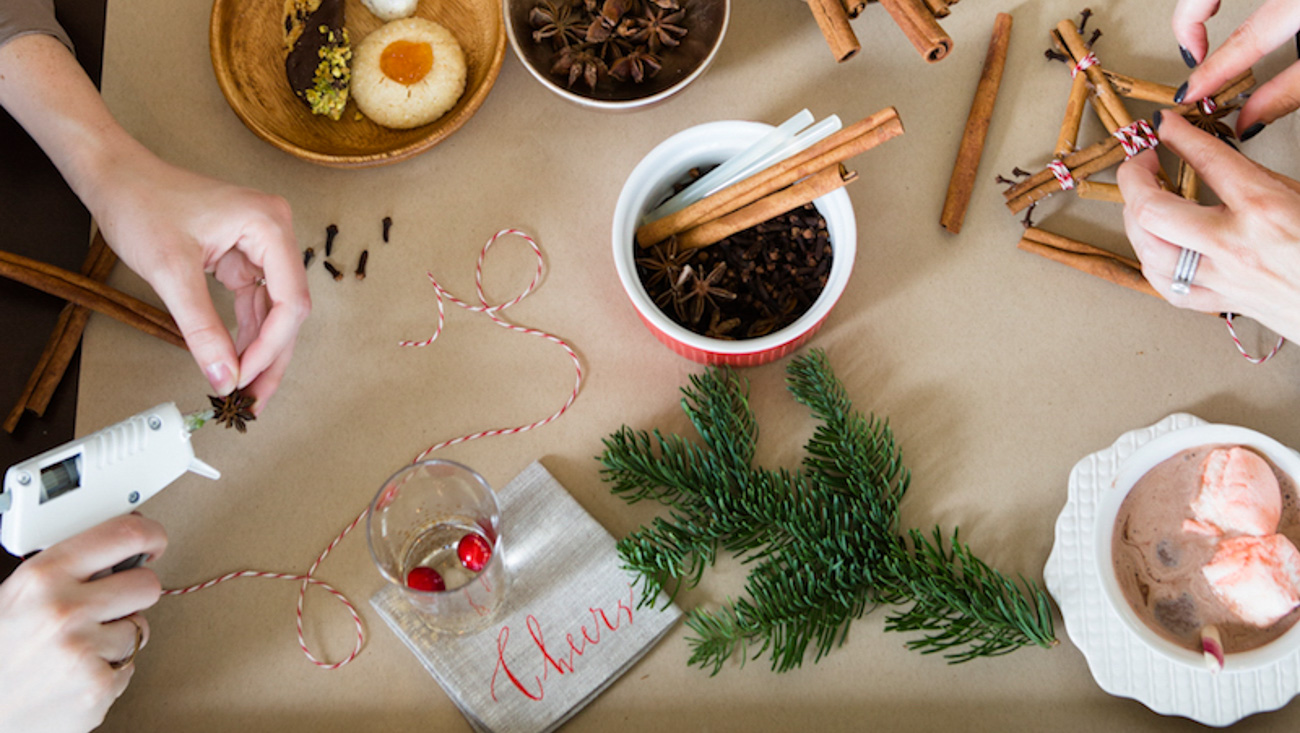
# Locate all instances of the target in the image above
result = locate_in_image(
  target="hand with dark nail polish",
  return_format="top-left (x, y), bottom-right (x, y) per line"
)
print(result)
top-left (1171, 0), bottom-right (1300, 141)
top-left (1117, 111), bottom-right (1300, 345)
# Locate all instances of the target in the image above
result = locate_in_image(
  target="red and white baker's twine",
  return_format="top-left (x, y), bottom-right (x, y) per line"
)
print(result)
top-left (1113, 119), bottom-right (1159, 159)
top-left (1048, 159), bottom-right (1076, 190)
top-left (1199, 97), bottom-right (1218, 115)
top-left (1071, 52), bottom-right (1098, 79)
top-left (1225, 313), bottom-right (1286, 364)
top-left (162, 229), bottom-right (583, 669)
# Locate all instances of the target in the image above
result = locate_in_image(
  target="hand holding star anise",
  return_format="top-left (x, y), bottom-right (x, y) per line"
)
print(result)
top-left (208, 390), bottom-right (256, 433)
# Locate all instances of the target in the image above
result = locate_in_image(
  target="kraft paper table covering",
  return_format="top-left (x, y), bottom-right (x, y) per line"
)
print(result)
top-left (76, 0), bottom-right (1300, 730)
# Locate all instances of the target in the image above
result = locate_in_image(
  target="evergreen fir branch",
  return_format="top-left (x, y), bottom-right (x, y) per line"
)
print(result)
top-left (882, 527), bottom-right (1057, 662)
top-left (617, 513), bottom-right (719, 607)
top-left (601, 426), bottom-right (723, 508)
top-left (679, 367), bottom-right (758, 472)
top-left (602, 348), bottom-right (1058, 672)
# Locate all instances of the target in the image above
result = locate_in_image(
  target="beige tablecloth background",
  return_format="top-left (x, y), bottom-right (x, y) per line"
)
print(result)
top-left (81, 0), bottom-right (1300, 730)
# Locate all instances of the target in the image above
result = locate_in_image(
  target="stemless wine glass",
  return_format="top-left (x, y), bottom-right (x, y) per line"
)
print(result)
top-left (367, 459), bottom-right (506, 633)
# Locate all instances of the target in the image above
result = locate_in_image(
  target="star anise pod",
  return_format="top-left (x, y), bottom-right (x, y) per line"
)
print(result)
top-left (676, 262), bottom-right (737, 325)
top-left (551, 44), bottom-right (607, 89)
top-left (1186, 103), bottom-right (1239, 141)
top-left (208, 390), bottom-right (256, 433)
top-left (632, 6), bottom-right (687, 53)
top-left (635, 237), bottom-right (690, 289)
top-left (610, 47), bottom-right (662, 83)
top-left (530, 1), bottom-right (585, 47)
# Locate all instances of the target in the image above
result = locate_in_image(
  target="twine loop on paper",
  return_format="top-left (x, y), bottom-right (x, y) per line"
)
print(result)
top-left (1048, 159), bottom-right (1076, 191)
top-left (1225, 313), bottom-right (1285, 364)
top-left (1070, 52), bottom-right (1098, 79)
top-left (161, 229), bottom-right (583, 670)
top-left (1113, 120), bottom-right (1158, 159)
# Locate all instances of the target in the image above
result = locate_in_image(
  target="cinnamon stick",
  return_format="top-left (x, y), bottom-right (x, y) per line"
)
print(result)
top-left (1006, 138), bottom-right (1126, 213)
top-left (1089, 88), bottom-right (1120, 132)
top-left (1054, 71), bottom-right (1089, 157)
top-left (838, 0), bottom-right (868, 19)
top-left (0, 250), bottom-right (185, 349)
top-left (1018, 227), bottom-right (1158, 299)
top-left (1004, 135), bottom-right (1119, 201)
top-left (809, 0), bottom-right (861, 63)
top-left (5, 231), bottom-right (119, 432)
top-left (677, 164), bottom-right (856, 250)
top-left (636, 107), bottom-right (903, 247)
top-left (1177, 159), bottom-right (1200, 202)
top-left (1053, 21), bottom-right (1132, 132)
top-left (1172, 69), bottom-right (1254, 117)
top-left (1076, 180), bottom-right (1123, 203)
top-left (940, 12), bottom-right (1012, 234)
top-left (1103, 70), bottom-right (1179, 105)
top-left (921, 0), bottom-right (957, 19)
top-left (880, 0), bottom-right (953, 62)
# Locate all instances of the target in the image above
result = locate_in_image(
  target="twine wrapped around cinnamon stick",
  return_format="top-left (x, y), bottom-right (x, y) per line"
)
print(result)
top-left (636, 106), bottom-right (904, 247)
top-left (1017, 227), bottom-right (1158, 299)
top-left (1005, 137), bottom-right (1126, 213)
top-left (940, 12), bottom-right (1012, 233)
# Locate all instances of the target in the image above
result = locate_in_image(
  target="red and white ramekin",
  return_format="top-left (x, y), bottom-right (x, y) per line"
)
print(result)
top-left (612, 120), bottom-right (856, 367)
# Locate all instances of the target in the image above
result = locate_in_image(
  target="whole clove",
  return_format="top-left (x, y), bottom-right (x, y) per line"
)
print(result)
top-left (382, 217), bottom-right (393, 243)
top-left (323, 260), bottom-right (344, 281)
top-left (325, 224), bottom-right (339, 257)
top-left (355, 250), bottom-right (369, 280)
top-left (303, 247), bottom-right (316, 268)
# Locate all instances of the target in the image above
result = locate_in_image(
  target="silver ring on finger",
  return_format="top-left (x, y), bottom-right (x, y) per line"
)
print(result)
top-left (1170, 246), bottom-right (1201, 295)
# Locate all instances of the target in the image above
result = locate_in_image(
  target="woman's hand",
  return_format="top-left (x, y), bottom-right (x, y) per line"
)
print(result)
top-left (86, 154), bottom-right (311, 406)
top-left (1174, 0), bottom-right (1300, 139)
top-left (1117, 111), bottom-right (1300, 341)
top-left (0, 33), bottom-right (310, 407)
top-left (0, 515), bottom-right (168, 733)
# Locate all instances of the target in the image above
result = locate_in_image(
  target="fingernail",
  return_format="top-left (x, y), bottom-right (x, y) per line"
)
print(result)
top-left (1174, 82), bottom-right (1188, 104)
top-left (205, 361), bottom-right (237, 395)
top-left (1240, 122), bottom-right (1266, 142)
top-left (1180, 46), bottom-right (1197, 68)
top-left (1152, 110), bottom-right (1163, 131)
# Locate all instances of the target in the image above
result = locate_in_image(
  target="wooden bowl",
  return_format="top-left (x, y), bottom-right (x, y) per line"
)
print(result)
top-left (210, 0), bottom-right (506, 168)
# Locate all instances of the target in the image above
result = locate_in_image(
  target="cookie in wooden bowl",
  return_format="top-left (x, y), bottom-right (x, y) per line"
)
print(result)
top-left (210, 0), bottom-right (505, 168)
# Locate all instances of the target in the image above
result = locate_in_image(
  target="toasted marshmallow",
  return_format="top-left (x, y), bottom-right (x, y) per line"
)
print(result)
top-left (1202, 534), bottom-right (1300, 628)
top-left (1185, 447), bottom-right (1282, 537)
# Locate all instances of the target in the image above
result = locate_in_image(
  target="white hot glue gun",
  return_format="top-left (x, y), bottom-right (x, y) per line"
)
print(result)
top-left (0, 402), bottom-right (220, 556)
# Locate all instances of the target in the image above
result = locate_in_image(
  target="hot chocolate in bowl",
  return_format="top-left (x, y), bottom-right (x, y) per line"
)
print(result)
top-left (1097, 424), bottom-right (1300, 672)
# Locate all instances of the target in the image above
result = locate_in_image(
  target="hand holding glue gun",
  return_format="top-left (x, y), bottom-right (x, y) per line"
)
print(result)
top-left (0, 401), bottom-right (222, 731)
top-left (1, 402), bottom-right (220, 557)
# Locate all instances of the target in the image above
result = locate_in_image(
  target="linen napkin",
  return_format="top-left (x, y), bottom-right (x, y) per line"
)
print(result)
top-left (372, 460), bottom-right (682, 733)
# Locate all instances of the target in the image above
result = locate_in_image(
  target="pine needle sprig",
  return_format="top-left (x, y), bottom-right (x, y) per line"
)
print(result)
top-left (881, 527), bottom-right (1058, 662)
top-left (599, 349), bottom-right (1057, 672)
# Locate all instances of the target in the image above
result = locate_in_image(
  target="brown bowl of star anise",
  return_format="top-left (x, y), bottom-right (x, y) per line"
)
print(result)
top-left (504, 0), bottom-right (730, 110)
